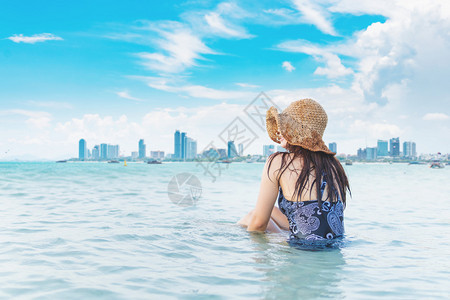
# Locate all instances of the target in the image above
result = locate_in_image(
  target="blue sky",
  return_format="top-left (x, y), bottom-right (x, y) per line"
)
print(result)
top-left (1, 0), bottom-right (449, 160)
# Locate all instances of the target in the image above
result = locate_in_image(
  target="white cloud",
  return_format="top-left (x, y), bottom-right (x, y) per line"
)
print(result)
top-left (291, 0), bottom-right (337, 36)
top-left (278, 40), bottom-right (352, 78)
top-left (116, 91), bottom-right (143, 102)
top-left (313, 53), bottom-right (353, 78)
top-left (131, 76), bottom-right (254, 100)
top-left (7, 33), bottom-right (63, 44)
top-left (235, 82), bottom-right (260, 88)
top-left (282, 61), bottom-right (295, 72)
top-left (277, 0), bottom-right (450, 108)
top-left (135, 24), bottom-right (216, 74)
top-left (204, 12), bottom-right (253, 38)
top-left (423, 113), bottom-right (449, 121)
top-left (349, 119), bottom-right (403, 139)
top-left (0, 109), bottom-right (52, 129)
top-left (110, 2), bottom-right (254, 75)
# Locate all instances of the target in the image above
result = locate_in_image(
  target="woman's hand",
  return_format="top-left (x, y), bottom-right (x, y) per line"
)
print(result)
top-left (237, 210), bottom-right (254, 228)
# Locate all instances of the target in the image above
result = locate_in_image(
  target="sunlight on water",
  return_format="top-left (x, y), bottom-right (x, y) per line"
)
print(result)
top-left (0, 162), bottom-right (449, 299)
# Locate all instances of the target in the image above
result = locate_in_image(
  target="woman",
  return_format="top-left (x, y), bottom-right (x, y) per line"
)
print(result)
top-left (238, 98), bottom-right (350, 245)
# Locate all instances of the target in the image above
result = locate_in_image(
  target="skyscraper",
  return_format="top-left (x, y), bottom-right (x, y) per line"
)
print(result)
top-left (108, 145), bottom-right (119, 159)
top-left (390, 137), bottom-right (400, 157)
top-left (403, 141), bottom-right (416, 158)
top-left (217, 148), bottom-right (227, 158)
top-left (185, 138), bottom-right (197, 159)
top-left (227, 141), bottom-right (238, 158)
top-left (150, 151), bottom-right (165, 159)
top-left (238, 143), bottom-right (244, 156)
top-left (92, 145), bottom-right (99, 160)
top-left (181, 132), bottom-right (187, 160)
top-left (357, 148), bottom-right (366, 160)
top-left (366, 147), bottom-right (377, 160)
top-left (174, 130), bottom-right (181, 159)
top-left (377, 140), bottom-right (389, 157)
top-left (329, 142), bottom-right (337, 153)
top-left (138, 139), bottom-right (146, 159)
top-left (79, 139), bottom-right (87, 160)
top-left (100, 143), bottom-right (108, 160)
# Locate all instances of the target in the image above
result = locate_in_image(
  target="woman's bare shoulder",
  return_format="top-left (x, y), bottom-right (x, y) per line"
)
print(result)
top-left (264, 152), bottom-right (284, 182)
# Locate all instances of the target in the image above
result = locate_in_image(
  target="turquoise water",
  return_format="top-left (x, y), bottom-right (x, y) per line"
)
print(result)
top-left (0, 162), bottom-right (449, 299)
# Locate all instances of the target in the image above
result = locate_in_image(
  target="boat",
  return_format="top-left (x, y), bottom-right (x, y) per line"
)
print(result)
top-left (430, 161), bottom-right (445, 169)
top-left (345, 160), bottom-right (353, 166)
top-left (147, 160), bottom-right (162, 164)
top-left (56, 160), bottom-right (67, 163)
top-left (218, 159), bottom-right (231, 163)
top-left (108, 160), bottom-right (119, 163)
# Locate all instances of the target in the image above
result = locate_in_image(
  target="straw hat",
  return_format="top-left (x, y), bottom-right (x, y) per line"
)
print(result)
top-left (266, 98), bottom-right (335, 155)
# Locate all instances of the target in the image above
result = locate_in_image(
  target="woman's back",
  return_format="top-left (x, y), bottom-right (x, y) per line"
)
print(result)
top-left (275, 152), bottom-right (343, 203)
top-left (271, 152), bottom-right (346, 245)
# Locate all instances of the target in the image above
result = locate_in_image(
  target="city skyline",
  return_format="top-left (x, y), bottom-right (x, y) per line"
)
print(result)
top-left (2, 1), bottom-right (449, 160)
top-left (75, 133), bottom-right (420, 162)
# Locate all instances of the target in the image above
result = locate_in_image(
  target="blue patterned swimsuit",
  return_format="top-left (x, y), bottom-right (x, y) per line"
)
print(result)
top-left (278, 179), bottom-right (345, 246)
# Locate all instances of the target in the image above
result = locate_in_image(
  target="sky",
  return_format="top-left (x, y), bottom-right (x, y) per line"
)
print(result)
top-left (1, 0), bottom-right (449, 160)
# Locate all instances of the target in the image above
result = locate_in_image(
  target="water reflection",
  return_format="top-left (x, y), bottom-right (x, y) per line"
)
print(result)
top-left (249, 232), bottom-right (346, 299)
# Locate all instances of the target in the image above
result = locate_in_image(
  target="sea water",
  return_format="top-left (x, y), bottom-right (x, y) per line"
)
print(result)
top-left (0, 161), bottom-right (449, 299)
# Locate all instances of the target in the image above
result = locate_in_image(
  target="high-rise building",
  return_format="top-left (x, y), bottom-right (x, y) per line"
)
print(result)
top-left (329, 142), bottom-right (337, 153)
top-left (174, 130), bottom-right (194, 160)
top-left (181, 132), bottom-right (187, 160)
top-left (238, 143), bottom-right (244, 156)
top-left (79, 139), bottom-right (87, 160)
top-left (366, 147), bottom-right (377, 160)
top-left (217, 148), bottom-right (227, 158)
top-left (107, 145), bottom-right (119, 159)
top-left (377, 140), bottom-right (389, 157)
top-left (186, 138), bottom-right (197, 159)
top-left (92, 145), bottom-right (100, 160)
top-left (263, 145), bottom-right (275, 157)
top-left (100, 143), bottom-right (108, 160)
top-left (227, 141), bottom-right (238, 158)
top-left (150, 151), bottom-right (165, 159)
top-left (131, 151), bottom-right (138, 159)
top-left (403, 141), bottom-right (410, 157)
top-left (390, 137), bottom-right (400, 157)
top-left (203, 148), bottom-right (219, 159)
top-left (174, 130), bottom-right (181, 159)
top-left (357, 148), bottom-right (366, 160)
top-left (138, 139), bottom-right (146, 159)
top-left (403, 141), bottom-right (417, 158)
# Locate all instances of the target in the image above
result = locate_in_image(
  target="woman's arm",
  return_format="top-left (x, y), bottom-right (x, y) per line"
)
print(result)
top-left (247, 155), bottom-right (280, 232)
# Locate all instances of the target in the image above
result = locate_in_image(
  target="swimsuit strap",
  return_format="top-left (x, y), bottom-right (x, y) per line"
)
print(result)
top-left (319, 175), bottom-right (341, 202)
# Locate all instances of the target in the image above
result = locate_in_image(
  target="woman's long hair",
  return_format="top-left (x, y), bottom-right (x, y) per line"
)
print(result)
top-left (267, 144), bottom-right (350, 208)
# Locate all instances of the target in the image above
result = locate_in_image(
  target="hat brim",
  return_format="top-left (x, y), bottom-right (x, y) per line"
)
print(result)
top-left (266, 106), bottom-right (281, 144)
top-left (266, 106), bottom-right (336, 155)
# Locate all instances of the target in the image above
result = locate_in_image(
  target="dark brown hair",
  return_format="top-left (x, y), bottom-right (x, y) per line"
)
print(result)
top-left (267, 145), bottom-right (350, 208)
